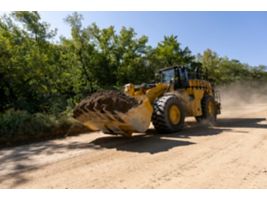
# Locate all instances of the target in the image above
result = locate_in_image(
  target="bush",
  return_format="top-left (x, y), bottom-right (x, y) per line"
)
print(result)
top-left (0, 109), bottom-right (90, 147)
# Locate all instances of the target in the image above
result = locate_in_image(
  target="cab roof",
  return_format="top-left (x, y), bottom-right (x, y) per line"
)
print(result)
top-left (158, 66), bottom-right (182, 73)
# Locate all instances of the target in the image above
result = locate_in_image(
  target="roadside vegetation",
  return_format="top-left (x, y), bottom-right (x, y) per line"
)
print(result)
top-left (1, 12), bottom-right (267, 146)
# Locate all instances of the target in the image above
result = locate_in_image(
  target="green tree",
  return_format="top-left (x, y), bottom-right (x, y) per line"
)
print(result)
top-left (1, 11), bottom-right (267, 115)
top-left (0, 12), bottom-right (77, 113)
top-left (197, 49), bottom-right (221, 82)
top-left (199, 49), bottom-right (267, 84)
top-left (149, 35), bottom-right (195, 69)
top-left (64, 12), bottom-right (96, 93)
top-left (115, 27), bottom-right (153, 85)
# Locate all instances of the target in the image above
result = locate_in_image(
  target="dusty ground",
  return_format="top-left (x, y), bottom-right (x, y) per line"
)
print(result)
top-left (1, 102), bottom-right (267, 188)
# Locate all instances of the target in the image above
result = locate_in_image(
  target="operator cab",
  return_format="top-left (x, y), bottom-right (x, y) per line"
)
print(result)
top-left (159, 66), bottom-right (189, 89)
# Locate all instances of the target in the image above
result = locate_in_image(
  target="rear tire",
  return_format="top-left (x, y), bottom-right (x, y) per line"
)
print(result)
top-left (195, 95), bottom-right (217, 124)
top-left (152, 95), bottom-right (185, 133)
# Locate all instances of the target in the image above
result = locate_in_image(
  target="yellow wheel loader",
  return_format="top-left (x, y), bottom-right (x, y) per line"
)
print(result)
top-left (73, 66), bottom-right (221, 136)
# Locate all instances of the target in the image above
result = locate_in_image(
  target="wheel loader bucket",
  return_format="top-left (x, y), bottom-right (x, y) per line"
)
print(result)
top-left (73, 91), bottom-right (153, 137)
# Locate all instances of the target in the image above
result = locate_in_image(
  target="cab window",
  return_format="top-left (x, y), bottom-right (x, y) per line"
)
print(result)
top-left (161, 69), bottom-right (175, 83)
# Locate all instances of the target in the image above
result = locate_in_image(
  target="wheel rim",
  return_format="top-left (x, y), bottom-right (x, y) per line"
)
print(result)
top-left (169, 105), bottom-right (181, 124)
top-left (207, 101), bottom-right (215, 116)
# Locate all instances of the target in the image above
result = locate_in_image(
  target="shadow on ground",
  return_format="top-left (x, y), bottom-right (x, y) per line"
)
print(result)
top-left (0, 117), bottom-right (265, 188)
top-left (89, 117), bottom-right (267, 154)
top-left (0, 139), bottom-right (100, 188)
top-left (89, 122), bottom-right (232, 153)
top-left (217, 118), bottom-right (267, 129)
top-left (89, 134), bottom-right (195, 154)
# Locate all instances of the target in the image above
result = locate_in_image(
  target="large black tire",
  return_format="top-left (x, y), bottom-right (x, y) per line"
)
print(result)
top-left (152, 95), bottom-right (185, 133)
top-left (195, 95), bottom-right (217, 124)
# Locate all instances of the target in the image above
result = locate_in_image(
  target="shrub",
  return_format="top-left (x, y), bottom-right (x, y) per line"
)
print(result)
top-left (0, 109), bottom-right (90, 147)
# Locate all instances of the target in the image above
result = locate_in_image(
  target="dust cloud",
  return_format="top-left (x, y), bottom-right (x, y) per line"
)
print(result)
top-left (217, 81), bottom-right (267, 110)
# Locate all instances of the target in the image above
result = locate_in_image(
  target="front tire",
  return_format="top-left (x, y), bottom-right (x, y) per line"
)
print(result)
top-left (152, 95), bottom-right (185, 133)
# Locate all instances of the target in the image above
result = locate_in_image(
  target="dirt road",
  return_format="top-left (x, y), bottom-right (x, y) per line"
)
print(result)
top-left (1, 103), bottom-right (267, 188)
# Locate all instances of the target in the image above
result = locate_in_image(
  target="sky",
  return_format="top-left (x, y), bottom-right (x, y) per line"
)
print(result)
top-left (5, 11), bottom-right (267, 66)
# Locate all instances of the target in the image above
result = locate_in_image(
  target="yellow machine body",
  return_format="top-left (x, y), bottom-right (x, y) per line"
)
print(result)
top-left (74, 66), bottom-right (220, 136)
top-left (124, 79), bottom-right (213, 117)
